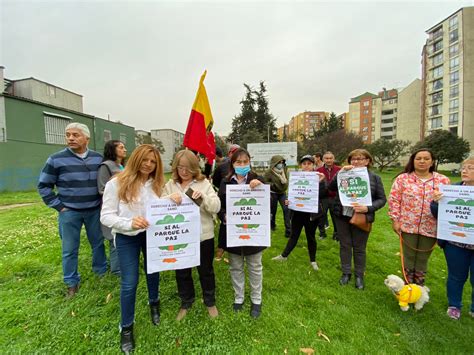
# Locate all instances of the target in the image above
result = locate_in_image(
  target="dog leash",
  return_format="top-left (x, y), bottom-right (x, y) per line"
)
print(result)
top-left (397, 232), bottom-right (436, 284)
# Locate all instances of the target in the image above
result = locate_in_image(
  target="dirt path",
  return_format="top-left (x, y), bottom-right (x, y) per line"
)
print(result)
top-left (0, 202), bottom-right (39, 210)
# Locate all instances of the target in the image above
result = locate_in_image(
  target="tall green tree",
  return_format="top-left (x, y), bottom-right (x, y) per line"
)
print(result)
top-left (315, 112), bottom-right (343, 138)
top-left (366, 138), bottom-right (412, 171)
top-left (254, 81), bottom-right (278, 142)
top-left (413, 130), bottom-right (470, 168)
top-left (135, 133), bottom-right (165, 153)
top-left (228, 82), bottom-right (278, 145)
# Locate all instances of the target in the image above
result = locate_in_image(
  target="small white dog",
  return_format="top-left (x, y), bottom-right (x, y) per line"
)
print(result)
top-left (384, 274), bottom-right (430, 311)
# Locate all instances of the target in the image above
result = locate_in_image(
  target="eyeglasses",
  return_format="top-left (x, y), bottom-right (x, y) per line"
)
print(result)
top-left (177, 166), bottom-right (192, 173)
top-left (351, 157), bottom-right (367, 162)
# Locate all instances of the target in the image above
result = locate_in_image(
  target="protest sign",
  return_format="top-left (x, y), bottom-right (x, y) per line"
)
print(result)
top-left (337, 167), bottom-right (372, 206)
top-left (226, 184), bottom-right (271, 247)
top-left (287, 171), bottom-right (320, 213)
top-left (437, 184), bottom-right (474, 245)
top-left (146, 196), bottom-right (201, 273)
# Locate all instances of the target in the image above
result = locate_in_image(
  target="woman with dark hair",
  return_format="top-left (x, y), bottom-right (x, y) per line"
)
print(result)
top-left (98, 140), bottom-right (126, 274)
top-left (389, 148), bottom-right (450, 285)
top-left (100, 144), bottom-right (164, 353)
top-left (328, 149), bottom-right (386, 289)
top-left (162, 150), bottom-right (221, 321)
top-left (217, 148), bottom-right (266, 318)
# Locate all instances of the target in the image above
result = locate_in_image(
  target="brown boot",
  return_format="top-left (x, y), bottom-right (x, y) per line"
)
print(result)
top-left (414, 270), bottom-right (426, 286)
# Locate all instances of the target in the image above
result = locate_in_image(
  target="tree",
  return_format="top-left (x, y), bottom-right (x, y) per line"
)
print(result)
top-left (135, 133), bottom-right (165, 153)
top-left (366, 138), bottom-right (412, 171)
top-left (228, 82), bottom-right (278, 145)
top-left (214, 133), bottom-right (228, 156)
top-left (301, 129), bottom-right (364, 164)
top-left (413, 130), bottom-right (470, 168)
top-left (315, 112), bottom-right (343, 138)
top-left (228, 84), bottom-right (256, 144)
top-left (254, 81), bottom-right (278, 142)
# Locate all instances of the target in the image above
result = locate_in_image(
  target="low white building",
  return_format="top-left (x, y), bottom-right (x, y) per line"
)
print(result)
top-left (151, 129), bottom-right (184, 172)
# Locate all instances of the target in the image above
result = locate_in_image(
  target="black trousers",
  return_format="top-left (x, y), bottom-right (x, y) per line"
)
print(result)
top-left (334, 215), bottom-right (369, 277)
top-left (175, 238), bottom-right (215, 308)
top-left (282, 211), bottom-right (317, 262)
top-left (318, 198), bottom-right (338, 235)
top-left (270, 192), bottom-right (291, 236)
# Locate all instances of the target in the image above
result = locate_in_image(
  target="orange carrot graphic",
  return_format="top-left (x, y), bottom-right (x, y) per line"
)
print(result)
top-left (163, 258), bottom-right (177, 263)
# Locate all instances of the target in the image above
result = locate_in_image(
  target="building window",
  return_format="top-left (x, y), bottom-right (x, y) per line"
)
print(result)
top-left (46, 85), bottom-right (56, 98)
top-left (430, 92), bottom-right (443, 104)
top-left (449, 127), bottom-right (458, 136)
top-left (430, 104), bottom-right (442, 116)
top-left (362, 118), bottom-right (369, 124)
top-left (450, 57), bottom-right (459, 70)
top-left (449, 98), bottom-right (459, 112)
top-left (362, 135), bottom-right (368, 141)
top-left (449, 15), bottom-right (458, 30)
top-left (120, 133), bottom-right (127, 144)
top-left (44, 114), bottom-right (71, 144)
top-left (430, 117), bottom-right (442, 129)
top-left (450, 70), bottom-right (459, 84)
top-left (449, 44), bottom-right (459, 57)
top-left (433, 40), bottom-right (443, 52)
top-left (449, 29), bottom-right (459, 44)
top-left (449, 112), bottom-right (459, 124)
top-left (362, 127), bottom-right (368, 133)
top-left (104, 130), bottom-right (112, 142)
top-left (430, 27), bottom-right (443, 41)
top-left (432, 53), bottom-right (443, 66)
top-left (432, 65), bottom-right (443, 79)
top-left (362, 109), bottom-right (369, 115)
top-left (363, 101), bottom-right (369, 107)
top-left (432, 78), bottom-right (443, 91)
top-left (450, 85), bottom-right (459, 98)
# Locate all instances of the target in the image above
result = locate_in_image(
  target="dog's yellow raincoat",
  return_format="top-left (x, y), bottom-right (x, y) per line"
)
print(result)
top-left (396, 284), bottom-right (422, 307)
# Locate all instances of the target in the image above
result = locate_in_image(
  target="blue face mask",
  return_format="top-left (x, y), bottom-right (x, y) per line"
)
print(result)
top-left (234, 165), bottom-right (251, 176)
top-left (275, 163), bottom-right (283, 170)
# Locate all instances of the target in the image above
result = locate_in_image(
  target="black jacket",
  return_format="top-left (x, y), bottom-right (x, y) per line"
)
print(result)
top-left (212, 159), bottom-right (230, 189)
top-left (328, 170), bottom-right (386, 223)
top-left (218, 172), bottom-right (266, 256)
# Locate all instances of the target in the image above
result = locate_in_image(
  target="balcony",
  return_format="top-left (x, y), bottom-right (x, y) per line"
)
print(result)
top-left (428, 29), bottom-right (443, 43)
top-left (381, 130), bottom-right (394, 137)
top-left (381, 122), bottom-right (394, 129)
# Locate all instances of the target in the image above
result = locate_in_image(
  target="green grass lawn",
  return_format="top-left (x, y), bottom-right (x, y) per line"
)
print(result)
top-left (0, 171), bottom-right (472, 353)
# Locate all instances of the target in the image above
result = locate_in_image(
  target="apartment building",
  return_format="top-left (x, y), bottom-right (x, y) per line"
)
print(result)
top-left (348, 92), bottom-right (380, 144)
top-left (422, 7), bottom-right (474, 154)
top-left (286, 111), bottom-right (329, 141)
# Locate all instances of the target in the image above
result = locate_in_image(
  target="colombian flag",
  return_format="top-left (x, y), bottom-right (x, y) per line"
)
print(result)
top-left (183, 71), bottom-right (216, 164)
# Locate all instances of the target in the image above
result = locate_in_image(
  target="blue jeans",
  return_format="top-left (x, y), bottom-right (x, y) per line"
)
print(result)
top-left (116, 232), bottom-right (160, 327)
top-left (444, 243), bottom-right (474, 312)
top-left (58, 207), bottom-right (107, 287)
top-left (109, 240), bottom-right (120, 275)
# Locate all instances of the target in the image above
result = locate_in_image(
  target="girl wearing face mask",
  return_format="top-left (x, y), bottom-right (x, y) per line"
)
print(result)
top-left (217, 148), bottom-right (265, 318)
top-left (389, 149), bottom-right (450, 286)
top-left (263, 155), bottom-right (291, 238)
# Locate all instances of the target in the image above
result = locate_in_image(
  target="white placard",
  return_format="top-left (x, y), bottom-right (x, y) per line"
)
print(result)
top-left (337, 167), bottom-right (372, 206)
top-left (247, 142), bottom-right (298, 167)
top-left (226, 184), bottom-right (271, 247)
top-left (287, 171), bottom-right (320, 213)
top-left (146, 196), bottom-right (201, 273)
top-left (437, 185), bottom-right (474, 245)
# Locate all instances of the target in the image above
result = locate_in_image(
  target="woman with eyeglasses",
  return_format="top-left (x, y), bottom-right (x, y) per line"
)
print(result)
top-left (327, 149), bottom-right (386, 290)
top-left (389, 148), bottom-right (450, 286)
top-left (162, 150), bottom-right (221, 321)
top-left (97, 140), bottom-right (127, 275)
top-left (430, 157), bottom-right (474, 320)
top-left (217, 148), bottom-right (265, 318)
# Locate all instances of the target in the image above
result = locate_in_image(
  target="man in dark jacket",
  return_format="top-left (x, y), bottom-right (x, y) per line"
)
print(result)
top-left (317, 151), bottom-right (341, 240)
top-left (263, 155), bottom-right (291, 238)
top-left (212, 144), bottom-right (240, 189)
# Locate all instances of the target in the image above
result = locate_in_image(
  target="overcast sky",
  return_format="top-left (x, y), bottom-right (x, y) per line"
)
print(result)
top-left (1, 0), bottom-right (472, 136)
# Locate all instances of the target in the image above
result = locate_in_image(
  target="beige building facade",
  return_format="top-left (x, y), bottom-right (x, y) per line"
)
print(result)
top-left (422, 7), bottom-right (474, 155)
top-left (286, 111), bottom-right (329, 141)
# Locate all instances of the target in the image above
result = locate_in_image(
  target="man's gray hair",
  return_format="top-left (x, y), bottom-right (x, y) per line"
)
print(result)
top-left (66, 122), bottom-right (90, 138)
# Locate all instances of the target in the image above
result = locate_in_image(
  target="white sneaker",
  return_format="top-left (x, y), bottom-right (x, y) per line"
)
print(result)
top-left (311, 261), bottom-right (319, 271)
top-left (272, 255), bottom-right (287, 261)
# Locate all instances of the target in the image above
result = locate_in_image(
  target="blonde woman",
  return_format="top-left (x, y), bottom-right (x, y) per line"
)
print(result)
top-left (163, 150), bottom-right (221, 321)
top-left (101, 144), bottom-right (164, 354)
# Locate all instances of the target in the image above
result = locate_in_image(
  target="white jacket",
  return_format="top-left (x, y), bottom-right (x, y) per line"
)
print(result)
top-left (100, 177), bottom-right (161, 236)
top-left (162, 178), bottom-right (220, 241)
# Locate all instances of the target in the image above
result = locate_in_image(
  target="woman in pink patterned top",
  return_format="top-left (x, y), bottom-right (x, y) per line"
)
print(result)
top-left (389, 149), bottom-right (450, 285)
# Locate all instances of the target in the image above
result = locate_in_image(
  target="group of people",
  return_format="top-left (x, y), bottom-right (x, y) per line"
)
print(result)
top-left (37, 123), bottom-right (474, 353)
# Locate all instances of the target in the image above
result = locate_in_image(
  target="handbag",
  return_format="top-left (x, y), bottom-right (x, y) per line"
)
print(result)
top-left (349, 212), bottom-right (372, 232)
